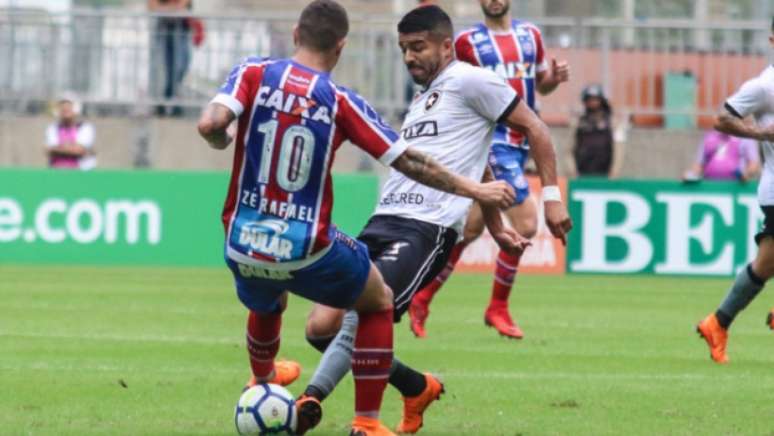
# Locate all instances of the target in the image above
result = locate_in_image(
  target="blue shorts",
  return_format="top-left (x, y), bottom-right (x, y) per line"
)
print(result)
top-left (225, 230), bottom-right (372, 313)
top-left (488, 143), bottom-right (530, 206)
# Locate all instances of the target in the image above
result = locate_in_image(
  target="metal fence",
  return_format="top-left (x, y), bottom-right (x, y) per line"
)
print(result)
top-left (1, 8), bottom-right (771, 124)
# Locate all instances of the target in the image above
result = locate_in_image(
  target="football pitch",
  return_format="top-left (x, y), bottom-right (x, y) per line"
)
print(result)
top-left (2, 265), bottom-right (773, 436)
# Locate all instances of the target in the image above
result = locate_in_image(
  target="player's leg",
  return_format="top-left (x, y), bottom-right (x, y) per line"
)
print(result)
top-left (371, 218), bottom-right (453, 434)
top-left (349, 263), bottom-right (396, 435)
top-left (226, 260), bottom-right (302, 389)
top-left (483, 145), bottom-right (536, 339)
top-left (484, 194), bottom-right (538, 339)
top-left (751, 237), bottom-right (774, 330)
top-left (303, 303), bottom-right (431, 401)
top-left (410, 203), bottom-right (485, 337)
top-left (285, 230), bottom-right (395, 435)
top-left (302, 304), bottom-right (350, 401)
top-left (698, 211), bottom-right (774, 363)
top-left (244, 294), bottom-right (290, 386)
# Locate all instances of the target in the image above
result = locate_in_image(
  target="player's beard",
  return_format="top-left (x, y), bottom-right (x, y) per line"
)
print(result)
top-left (407, 58), bottom-right (440, 86)
top-left (481, 0), bottom-right (509, 19)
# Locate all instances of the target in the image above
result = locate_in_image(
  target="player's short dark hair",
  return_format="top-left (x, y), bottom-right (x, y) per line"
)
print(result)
top-left (297, 0), bottom-right (349, 52)
top-left (397, 5), bottom-right (453, 40)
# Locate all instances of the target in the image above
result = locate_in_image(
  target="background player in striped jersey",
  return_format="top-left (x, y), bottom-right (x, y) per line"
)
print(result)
top-left (410, 0), bottom-right (571, 339)
top-left (197, 2), bottom-right (515, 434)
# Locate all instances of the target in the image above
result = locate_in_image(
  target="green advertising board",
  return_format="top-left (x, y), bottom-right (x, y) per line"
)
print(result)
top-left (568, 179), bottom-right (762, 276)
top-left (0, 169), bottom-right (379, 266)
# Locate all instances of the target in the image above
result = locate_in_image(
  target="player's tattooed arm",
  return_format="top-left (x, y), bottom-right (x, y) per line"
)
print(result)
top-left (715, 110), bottom-right (774, 142)
top-left (391, 148), bottom-right (515, 208)
top-left (197, 103), bottom-right (237, 150)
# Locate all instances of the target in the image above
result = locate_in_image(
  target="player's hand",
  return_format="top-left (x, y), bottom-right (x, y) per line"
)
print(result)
top-left (759, 125), bottom-right (774, 142)
top-left (474, 181), bottom-right (515, 209)
top-left (491, 227), bottom-right (532, 256)
top-left (544, 201), bottom-right (572, 246)
top-left (550, 58), bottom-right (570, 84)
top-left (226, 122), bottom-right (238, 144)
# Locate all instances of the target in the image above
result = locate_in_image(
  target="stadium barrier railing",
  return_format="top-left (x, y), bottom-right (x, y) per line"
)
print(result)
top-left (0, 8), bottom-right (770, 125)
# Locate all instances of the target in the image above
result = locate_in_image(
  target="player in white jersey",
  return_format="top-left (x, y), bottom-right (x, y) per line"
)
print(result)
top-left (410, 0), bottom-right (570, 340)
top-left (697, 17), bottom-right (774, 364)
top-left (297, 6), bottom-right (572, 434)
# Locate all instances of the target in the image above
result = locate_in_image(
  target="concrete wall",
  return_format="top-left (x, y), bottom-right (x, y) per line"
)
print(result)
top-left (0, 115), bottom-right (371, 173)
top-left (0, 115), bottom-right (703, 179)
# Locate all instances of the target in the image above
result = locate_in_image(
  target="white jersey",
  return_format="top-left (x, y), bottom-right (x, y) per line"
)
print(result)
top-left (373, 61), bottom-right (519, 232)
top-left (725, 65), bottom-right (774, 206)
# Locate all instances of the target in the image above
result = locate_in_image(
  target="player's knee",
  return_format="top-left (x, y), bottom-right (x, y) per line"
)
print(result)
top-left (752, 259), bottom-right (774, 281)
top-left (521, 220), bottom-right (538, 239)
top-left (514, 213), bottom-right (538, 239)
top-left (305, 310), bottom-right (341, 341)
top-left (462, 227), bottom-right (483, 243)
top-left (752, 237), bottom-right (774, 280)
top-left (380, 284), bottom-right (394, 310)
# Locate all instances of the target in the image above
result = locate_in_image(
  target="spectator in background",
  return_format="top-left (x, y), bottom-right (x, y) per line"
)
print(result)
top-left (149, 0), bottom-right (192, 117)
top-left (683, 131), bottom-right (760, 182)
top-left (568, 84), bottom-right (626, 178)
top-left (45, 95), bottom-right (96, 170)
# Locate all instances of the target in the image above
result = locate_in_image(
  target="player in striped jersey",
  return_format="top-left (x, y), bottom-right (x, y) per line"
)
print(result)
top-left (197, 2), bottom-right (515, 434)
top-left (410, 0), bottom-right (570, 339)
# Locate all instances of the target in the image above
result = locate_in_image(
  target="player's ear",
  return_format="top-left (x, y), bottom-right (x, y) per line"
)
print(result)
top-left (442, 37), bottom-right (454, 56)
top-left (335, 38), bottom-right (347, 56)
top-left (292, 24), bottom-right (300, 48)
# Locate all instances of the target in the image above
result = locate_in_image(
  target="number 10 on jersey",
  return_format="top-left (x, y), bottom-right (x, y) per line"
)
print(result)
top-left (257, 120), bottom-right (315, 192)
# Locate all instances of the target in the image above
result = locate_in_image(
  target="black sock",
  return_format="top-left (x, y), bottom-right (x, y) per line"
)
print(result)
top-left (388, 360), bottom-right (427, 397)
top-left (715, 310), bottom-right (733, 330)
top-left (306, 335), bottom-right (334, 353)
top-left (303, 385), bottom-right (327, 401)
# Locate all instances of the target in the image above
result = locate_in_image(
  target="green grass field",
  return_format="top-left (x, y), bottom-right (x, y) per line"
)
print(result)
top-left (2, 265), bottom-right (773, 435)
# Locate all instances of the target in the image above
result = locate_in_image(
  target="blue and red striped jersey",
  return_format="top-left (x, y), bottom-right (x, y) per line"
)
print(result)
top-left (212, 57), bottom-right (407, 267)
top-left (455, 20), bottom-right (547, 149)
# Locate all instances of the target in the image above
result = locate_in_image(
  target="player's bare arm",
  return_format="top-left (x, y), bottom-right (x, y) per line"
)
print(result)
top-left (502, 99), bottom-right (572, 243)
top-left (715, 110), bottom-right (774, 142)
top-left (391, 147), bottom-right (515, 208)
top-left (536, 58), bottom-right (570, 95)
top-left (197, 103), bottom-right (237, 150)
top-left (480, 165), bottom-right (531, 255)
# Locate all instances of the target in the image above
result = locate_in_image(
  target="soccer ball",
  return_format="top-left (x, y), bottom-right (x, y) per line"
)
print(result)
top-left (234, 383), bottom-right (297, 435)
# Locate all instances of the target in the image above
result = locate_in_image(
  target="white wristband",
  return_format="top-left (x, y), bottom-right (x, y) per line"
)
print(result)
top-left (542, 185), bottom-right (562, 202)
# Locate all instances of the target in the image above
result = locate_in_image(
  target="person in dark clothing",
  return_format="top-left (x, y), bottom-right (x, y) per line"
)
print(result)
top-left (569, 84), bottom-right (626, 178)
top-left (149, 0), bottom-right (192, 117)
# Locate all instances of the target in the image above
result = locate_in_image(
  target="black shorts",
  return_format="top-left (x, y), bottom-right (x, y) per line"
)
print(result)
top-left (358, 215), bottom-right (458, 322)
top-left (755, 206), bottom-right (774, 245)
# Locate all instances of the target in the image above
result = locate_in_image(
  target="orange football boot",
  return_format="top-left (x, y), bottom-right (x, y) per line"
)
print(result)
top-left (295, 395), bottom-right (322, 435)
top-left (350, 416), bottom-right (396, 436)
top-left (245, 360), bottom-right (302, 389)
top-left (484, 306), bottom-right (524, 339)
top-left (396, 373), bottom-right (444, 434)
top-left (696, 313), bottom-right (729, 364)
top-left (767, 309), bottom-right (774, 330)
top-left (408, 299), bottom-right (429, 338)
